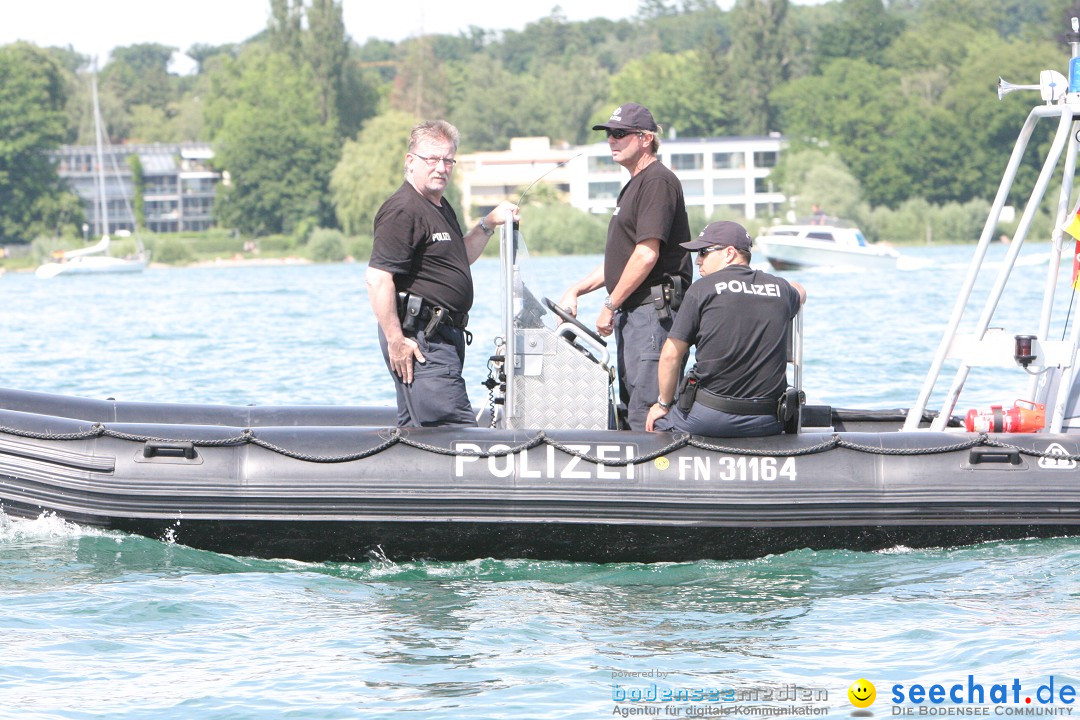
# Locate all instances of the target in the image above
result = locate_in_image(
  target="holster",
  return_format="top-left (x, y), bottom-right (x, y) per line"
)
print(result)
top-left (396, 292), bottom-right (472, 344)
top-left (651, 274), bottom-right (685, 320)
top-left (777, 387), bottom-right (804, 433)
top-left (398, 292), bottom-right (424, 334)
top-left (676, 371), bottom-right (699, 414)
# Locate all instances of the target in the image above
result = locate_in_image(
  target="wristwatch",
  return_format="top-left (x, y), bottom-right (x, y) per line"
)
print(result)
top-left (479, 218), bottom-right (495, 237)
top-left (657, 396), bottom-right (674, 410)
top-left (604, 296), bottom-right (619, 312)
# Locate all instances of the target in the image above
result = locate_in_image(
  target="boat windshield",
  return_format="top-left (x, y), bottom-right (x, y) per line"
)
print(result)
top-left (498, 224), bottom-right (558, 334)
top-left (510, 236), bottom-right (550, 330)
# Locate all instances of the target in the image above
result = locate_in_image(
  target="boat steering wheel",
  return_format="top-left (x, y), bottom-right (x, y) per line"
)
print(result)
top-left (543, 297), bottom-right (607, 347)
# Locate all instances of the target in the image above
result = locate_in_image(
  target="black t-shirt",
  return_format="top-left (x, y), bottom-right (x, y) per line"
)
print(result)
top-left (669, 264), bottom-right (802, 399)
top-left (370, 182), bottom-right (472, 313)
top-left (603, 161), bottom-right (692, 304)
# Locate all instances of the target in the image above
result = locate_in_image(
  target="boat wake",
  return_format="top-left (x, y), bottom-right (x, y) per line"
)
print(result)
top-left (897, 255), bottom-right (934, 271)
top-left (0, 508), bottom-right (99, 543)
top-left (897, 251), bottom-right (1052, 272)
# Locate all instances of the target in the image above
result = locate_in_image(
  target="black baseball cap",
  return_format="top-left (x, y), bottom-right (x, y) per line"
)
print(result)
top-left (592, 102), bottom-right (658, 132)
top-left (680, 221), bottom-right (753, 252)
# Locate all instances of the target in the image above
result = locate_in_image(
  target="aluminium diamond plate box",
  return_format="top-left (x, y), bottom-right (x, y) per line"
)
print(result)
top-left (508, 327), bottom-right (611, 430)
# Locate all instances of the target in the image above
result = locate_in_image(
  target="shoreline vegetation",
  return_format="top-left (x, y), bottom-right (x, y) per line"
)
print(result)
top-left (0, 221), bottom-right (1022, 273)
top-left (0, 0), bottom-right (1062, 271)
top-left (2, 192), bottom-right (1023, 271)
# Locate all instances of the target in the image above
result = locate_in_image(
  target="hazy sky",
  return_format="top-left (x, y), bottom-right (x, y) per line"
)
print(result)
top-left (0, 0), bottom-right (651, 73)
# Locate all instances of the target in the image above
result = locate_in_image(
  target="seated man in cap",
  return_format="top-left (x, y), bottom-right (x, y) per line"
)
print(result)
top-left (645, 221), bottom-right (807, 437)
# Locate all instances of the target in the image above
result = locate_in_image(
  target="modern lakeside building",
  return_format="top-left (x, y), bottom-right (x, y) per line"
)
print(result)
top-left (50, 134), bottom-right (784, 236)
top-left (458, 133), bottom-right (786, 224)
top-left (52, 143), bottom-right (221, 235)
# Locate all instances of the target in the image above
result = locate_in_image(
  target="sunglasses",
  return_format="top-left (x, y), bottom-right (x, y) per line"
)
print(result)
top-left (697, 245), bottom-right (728, 258)
top-left (605, 129), bottom-right (641, 140)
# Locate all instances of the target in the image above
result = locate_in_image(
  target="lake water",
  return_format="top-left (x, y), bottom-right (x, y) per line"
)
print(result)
top-left (2, 244), bottom-right (1079, 719)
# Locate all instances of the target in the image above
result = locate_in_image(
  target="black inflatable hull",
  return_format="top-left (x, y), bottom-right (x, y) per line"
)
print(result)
top-left (2, 388), bottom-right (1079, 562)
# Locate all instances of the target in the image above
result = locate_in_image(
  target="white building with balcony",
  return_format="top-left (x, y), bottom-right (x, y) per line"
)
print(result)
top-left (458, 137), bottom-right (578, 220)
top-left (457, 134), bottom-right (786, 224)
top-left (53, 143), bottom-right (221, 235)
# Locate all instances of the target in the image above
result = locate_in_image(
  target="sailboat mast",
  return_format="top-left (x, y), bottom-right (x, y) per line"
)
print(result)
top-left (91, 73), bottom-right (109, 237)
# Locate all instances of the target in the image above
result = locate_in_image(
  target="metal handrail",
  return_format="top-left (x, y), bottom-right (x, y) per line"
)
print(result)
top-left (903, 103), bottom-right (1078, 431)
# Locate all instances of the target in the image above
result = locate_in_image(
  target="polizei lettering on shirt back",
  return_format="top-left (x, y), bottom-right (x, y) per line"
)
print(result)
top-left (713, 279), bottom-right (781, 297)
top-left (453, 442), bottom-right (636, 480)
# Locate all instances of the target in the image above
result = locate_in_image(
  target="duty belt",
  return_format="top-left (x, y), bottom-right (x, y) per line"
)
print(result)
top-left (416, 304), bottom-right (469, 329)
top-left (397, 292), bottom-right (469, 335)
top-left (625, 273), bottom-right (685, 318)
top-left (694, 388), bottom-right (779, 416)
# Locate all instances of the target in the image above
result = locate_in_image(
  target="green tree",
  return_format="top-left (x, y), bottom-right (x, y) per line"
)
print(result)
top-left (915, 0), bottom-right (1057, 38)
top-left (330, 110), bottom-right (418, 235)
top-left (935, 32), bottom-right (1064, 206)
top-left (268, 0), bottom-right (304, 59)
top-left (532, 60), bottom-right (610, 145)
top-left (607, 51), bottom-right (729, 137)
top-left (773, 149), bottom-right (864, 220)
top-left (497, 11), bottom-right (616, 74)
top-left (814, 0), bottom-right (905, 68)
top-left (445, 56), bottom-right (542, 150)
top-left (166, 93), bottom-right (208, 142)
top-left (209, 47), bottom-right (339, 235)
top-left (304, 0), bottom-right (349, 135)
top-left (728, 0), bottom-right (792, 135)
top-left (307, 227), bottom-right (347, 261)
top-left (152, 236), bottom-right (196, 265)
top-left (99, 43), bottom-right (179, 142)
top-left (186, 43), bottom-right (240, 74)
top-left (882, 22), bottom-right (980, 82)
top-left (126, 104), bottom-right (170, 143)
top-left (390, 37), bottom-right (449, 119)
top-left (518, 202), bottom-right (608, 254)
top-left (637, 0), bottom-right (730, 55)
top-left (636, 0), bottom-right (678, 21)
top-left (879, 24), bottom-right (1062, 205)
top-left (337, 60), bottom-right (380, 141)
top-left (773, 59), bottom-right (907, 207)
top-left (265, 0), bottom-right (375, 140)
top-left (127, 153), bottom-right (145, 228)
top-left (0, 42), bottom-right (77, 243)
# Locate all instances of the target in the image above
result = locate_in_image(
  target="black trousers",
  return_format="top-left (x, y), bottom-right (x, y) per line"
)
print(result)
top-left (378, 325), bottom-right (475, 428)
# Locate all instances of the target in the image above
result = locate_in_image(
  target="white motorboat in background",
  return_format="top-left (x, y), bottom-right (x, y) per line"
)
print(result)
top-left (754, 221), bottom-right (900, 271)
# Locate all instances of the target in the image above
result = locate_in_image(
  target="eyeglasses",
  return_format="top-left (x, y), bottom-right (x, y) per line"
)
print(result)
top-left (697, 245), bottom-right (727, 258)
top-left (605, 129), bottom-right (641, 140)
top-left (412, 154), bottom-right (457, 168)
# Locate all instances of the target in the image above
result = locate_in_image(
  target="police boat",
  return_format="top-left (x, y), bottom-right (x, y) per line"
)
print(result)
top-left (5, 40), bottom-right (1080, 563)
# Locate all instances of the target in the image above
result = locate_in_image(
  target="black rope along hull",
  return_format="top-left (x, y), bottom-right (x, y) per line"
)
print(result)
top-left (2, 388), bottom-right (1079, 562)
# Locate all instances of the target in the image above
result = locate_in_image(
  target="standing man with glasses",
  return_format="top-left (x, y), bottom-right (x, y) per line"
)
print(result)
top-left (367, 120), bottom-right (519, 427)
top-left (559, 102), bottom-right (692, 430)
top-left (646, 221), bottom-right (806, 437)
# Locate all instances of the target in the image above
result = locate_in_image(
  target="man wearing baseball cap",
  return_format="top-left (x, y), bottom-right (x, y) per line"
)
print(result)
top-left (645, 221), bottom-right (807, 437)
top-left (559, 102), bottom-right (692, 431)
